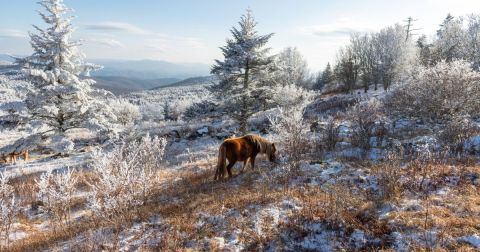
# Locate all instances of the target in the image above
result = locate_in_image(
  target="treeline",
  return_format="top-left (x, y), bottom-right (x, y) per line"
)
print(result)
top-left (316, 14), bottom-right (480, 94)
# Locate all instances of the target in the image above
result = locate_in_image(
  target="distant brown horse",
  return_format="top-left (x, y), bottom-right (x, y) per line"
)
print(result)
top-left (214, 134), bottom-right (277, 180)
top-left (0, 149), bottom-right (29, 164)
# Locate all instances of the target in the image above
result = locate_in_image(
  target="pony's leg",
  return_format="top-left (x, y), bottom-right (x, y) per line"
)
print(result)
top-left (226, 162), bottom-right (235, 178)
top-left (241, 158), bottom-right (249, 173)
top-left (214, 166), bottom-right (219, 180)
top-left (250, 156), bottom-right (256, 171)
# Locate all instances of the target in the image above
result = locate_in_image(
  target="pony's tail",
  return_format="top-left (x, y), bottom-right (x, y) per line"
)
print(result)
top-left (214, 144), bottom-right (227, 180)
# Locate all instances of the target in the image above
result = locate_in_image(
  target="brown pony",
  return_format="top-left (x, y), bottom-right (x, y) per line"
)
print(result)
top-left (214, 134), bottom-right (277, 180)
top-left (0, 149), bottom-right (29, 164)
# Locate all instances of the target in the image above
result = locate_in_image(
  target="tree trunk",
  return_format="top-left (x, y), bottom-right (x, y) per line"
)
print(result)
top-left (239, 61), bottom-right (250, 135)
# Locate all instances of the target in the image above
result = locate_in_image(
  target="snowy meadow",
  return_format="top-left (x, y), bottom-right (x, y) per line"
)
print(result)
top-left (1, 0), bottom-right (480, 251)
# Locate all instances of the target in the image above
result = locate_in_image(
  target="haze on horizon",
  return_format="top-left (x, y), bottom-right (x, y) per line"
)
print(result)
top-left (1, 0), bottom-right (480, 71)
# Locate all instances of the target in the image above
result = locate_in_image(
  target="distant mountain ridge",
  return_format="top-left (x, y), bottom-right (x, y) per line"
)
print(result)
top-left (151, 75), bottom-right (218, 89)
top-left (0, 54), bottom-right (213, 94)
top-left (91, 59), bottom-right (210, 79)
top-left (0, 54), bottom-right (210, 79)
top-left (93, 76), bottom-right (182, 94)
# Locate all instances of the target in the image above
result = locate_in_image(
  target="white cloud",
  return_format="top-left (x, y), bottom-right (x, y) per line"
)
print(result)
top-left (84, 22), bottom-right (151, 35)
top-left (144, 41), bottom-right (167, 52)
top-left (298, 17), bottom-right (379, 37)
top-left (0, 29), bottom-right (27, 39)
top-left (88, 38), bottom-right (125, 48)
top-left (83, 22), bottom-right (205, 50)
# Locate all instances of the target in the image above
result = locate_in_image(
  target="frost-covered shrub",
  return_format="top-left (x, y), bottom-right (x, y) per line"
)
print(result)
top-left (437, 117), bottom-right (480, 154)
top-left (36, 168), bottom-right (78, 224)
top-left (269, 107), bottom-right (309, 171)
top-left (110, 99), bottom-right (141, 125)
top-left (269, 84), bottom-right (313, 109)
top-left (323, 118), bottom-right (340, 151)
top-left (0, 74), bottom-right (32, 129)
top-left (88, 134), bottom-right (167, 221)
top-left (386, 60), bottom-right (480, 121)
top-left (346, 99), bottom-right (383, 150)
top-left (140, 101), bottom-right (164, 122)
top-left (183, 100), bottom-right (218, 121)
top-left (0, 171), bottom-right (17, 248)
top-left (131, 85), bottom-right (212, 122)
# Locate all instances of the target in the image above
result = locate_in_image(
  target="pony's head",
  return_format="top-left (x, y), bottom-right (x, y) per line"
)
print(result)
top-left (268, 143), bottom-right (277, 162)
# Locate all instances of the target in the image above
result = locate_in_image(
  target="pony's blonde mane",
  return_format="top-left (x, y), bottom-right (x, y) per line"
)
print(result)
top-left (244, 134), bottom-right (273, 155)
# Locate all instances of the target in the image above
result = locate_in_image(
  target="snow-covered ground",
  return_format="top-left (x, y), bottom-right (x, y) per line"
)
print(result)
top-left (1, 74), bottom-right (479, 251)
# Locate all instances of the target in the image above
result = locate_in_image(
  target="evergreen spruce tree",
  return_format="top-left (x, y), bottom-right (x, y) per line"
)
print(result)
top-left (318, 62), bottom-right (333, 90)
top-left (18, 0), bottom-right (116, 154)
top-left (211, 9), bottom-right (274, 134)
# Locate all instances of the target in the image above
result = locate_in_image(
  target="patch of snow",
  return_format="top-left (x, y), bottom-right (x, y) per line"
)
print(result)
top-left (464, 135), bottom-right (480, 154)
top-left (1, 152), bottom-right (90, 178)
top-left (196, 126), bottom-right (209, 135)
top-left (254, 207), bottom-right (280, 236)
top-left (9, 230), bottom-right (28, 241)
top-left (459, 234), bottom-right (480, 248)
top-left (350, 229), bottom-right (367, 250)
top-left (336, 147), bottom-right (364, 159)
top-left (400, 199), bottom-right (423, 212)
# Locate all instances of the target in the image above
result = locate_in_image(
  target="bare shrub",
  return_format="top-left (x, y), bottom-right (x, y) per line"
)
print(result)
top-left (36, 168), bottom-right (78, 225)
top-left (323, 118), bottom-right (340, 151)
top-left (88, 134), bottom-right (167, 223)
top-left (321, 184), bottom-right (366, 230)
top-left (0, 171), bottom-right (18, 249)
top-left (371, 151), bottom-right (403, 202)
top-left (346, 99), bottom-right (383, 150)
top-left (386, 60), bottom-right (480, 121)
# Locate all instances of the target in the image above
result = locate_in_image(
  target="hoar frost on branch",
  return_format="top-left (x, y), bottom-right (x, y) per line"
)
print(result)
top-left (16, 0), bottom-right (117, 153)
top-left (0, 171), bottom-right (17, 248)
top-left (87, 134), bottom-right (167, 222)
top-left (274, 47), bottom-right (313, 88)
top-left (268, 86), bottom-right (313, 171)
top-left (36, 168), bottom-right (78, 224)
top-left (110, 98), bottom-right (141, 126)
top-left (385, 60), bottom-right (480, 121)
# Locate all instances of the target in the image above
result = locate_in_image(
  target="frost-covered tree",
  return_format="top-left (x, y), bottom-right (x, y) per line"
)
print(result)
top-left (335, 46), bottom-right (360, 93)
top-left (374, 24), bottom-right (410, 90)
top-left (274, 47), bottom-right (311, 88)
top-left (386, 60), bottom-right (480, 121)
top-left (434, 14), bottom-right (466, 63)
top-left (417, 35), bottom-right (434, 67)
top-left (211, 9), bottom-right (274, 134)
top-left (314, 62), bottom-right (334, 91)
top-left (465, 14), bottom-right (480, 69)
top-left (268, 83), bottom-right (312, 109)
top-left (351, 33), bottom-right (380, 92)
top-left (17, 0), bottom-right (116, 154)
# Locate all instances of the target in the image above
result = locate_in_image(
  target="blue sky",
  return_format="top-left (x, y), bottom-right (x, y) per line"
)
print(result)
top-left (1, 0), bottom-right (479, 70)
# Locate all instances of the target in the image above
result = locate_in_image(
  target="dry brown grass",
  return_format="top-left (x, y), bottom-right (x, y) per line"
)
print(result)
top-left (5, 158), bottom-right (480, 251)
